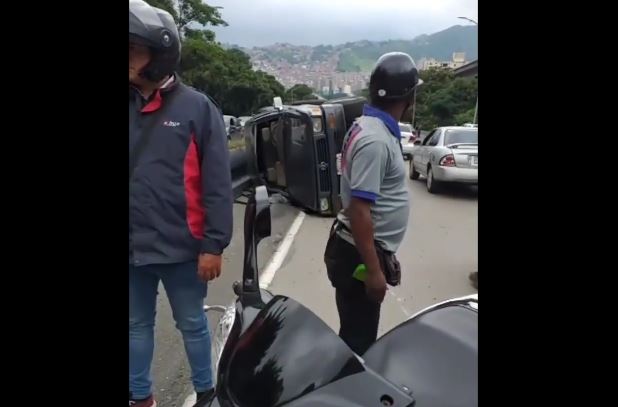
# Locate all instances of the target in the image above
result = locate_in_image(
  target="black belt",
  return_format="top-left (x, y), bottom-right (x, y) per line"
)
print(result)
top-left (333, 218), bottom-right (351, 234)
top-left (333, 218), bottom-right (393, 255)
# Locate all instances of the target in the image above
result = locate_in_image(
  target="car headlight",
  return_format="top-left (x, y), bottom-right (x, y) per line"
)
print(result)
top-left (320, 197), bottom-right (329, 212)
top-left (312, 117), bottom-right (323, 133)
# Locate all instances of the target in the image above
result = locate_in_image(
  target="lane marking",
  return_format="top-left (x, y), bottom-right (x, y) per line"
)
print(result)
top-left (388, 288), bottom-right (412, 318)
top-left (182, 394), bottom-right (196, 407)
top-left (259, 211), bottom-right (306, 289)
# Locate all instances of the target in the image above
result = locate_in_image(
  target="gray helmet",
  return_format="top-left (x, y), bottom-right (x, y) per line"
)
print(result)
top-left (369, 52), bottom-right (423, 103)
top-left (129, 0), bottom-right (181, 82)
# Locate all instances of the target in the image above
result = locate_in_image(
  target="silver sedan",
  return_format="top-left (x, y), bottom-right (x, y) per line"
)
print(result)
top-left (409, 126), bottom-right (478, 193)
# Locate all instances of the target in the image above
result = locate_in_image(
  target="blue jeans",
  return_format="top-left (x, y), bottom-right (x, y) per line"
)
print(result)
top-left (129, 261), bottom-right (213, 399)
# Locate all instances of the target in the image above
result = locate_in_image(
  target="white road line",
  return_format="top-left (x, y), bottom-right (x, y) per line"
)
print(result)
top-left (182, 211), bottom-right (306, 407)
top-left (388, 289), bottom-right (412, 318)
top-left (259, 211), bottom-right (306, 289)
top-left (182, 393), bottom-right (196, 407)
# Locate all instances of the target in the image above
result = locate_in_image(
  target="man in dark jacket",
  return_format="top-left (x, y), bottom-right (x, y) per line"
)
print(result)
top-left (129, 1), bottom-right (233, 406)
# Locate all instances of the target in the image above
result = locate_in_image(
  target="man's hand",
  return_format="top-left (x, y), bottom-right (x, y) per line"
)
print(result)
top-left (365, 268), bottom-right (387, 303)
top-left (198, 253), bottom-right (222, 282)
top-left (348, 197), bottom-right (385, 303)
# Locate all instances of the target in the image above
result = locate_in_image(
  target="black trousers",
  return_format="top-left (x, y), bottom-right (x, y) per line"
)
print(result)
top-left (324, 228), bottom-right (381, 355)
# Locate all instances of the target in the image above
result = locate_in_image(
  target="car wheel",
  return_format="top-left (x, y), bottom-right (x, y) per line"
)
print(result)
top-left (427, 166), bottom-right (440, 193)
top-left (409, 159), bottom-right (420, 180)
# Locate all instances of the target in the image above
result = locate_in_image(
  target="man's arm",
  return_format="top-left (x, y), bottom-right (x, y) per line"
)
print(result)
top-left (348, 197), bottom-right (384, 295)
top-left (196, 97), bottom-right (233, 280)
top-left (347, 137), bottom-right (388, 302)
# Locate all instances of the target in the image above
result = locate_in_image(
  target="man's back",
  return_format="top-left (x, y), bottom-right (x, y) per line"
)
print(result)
top-left (338, 114), bottom-right (409, 253)
top-left (324, 52), bottom-right (421, 356)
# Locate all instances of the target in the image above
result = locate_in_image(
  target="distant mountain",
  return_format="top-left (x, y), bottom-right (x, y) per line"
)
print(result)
top-left (244, 25), bottom-right (478, 73)
top-left (336, 25), bottom-right (478, 72)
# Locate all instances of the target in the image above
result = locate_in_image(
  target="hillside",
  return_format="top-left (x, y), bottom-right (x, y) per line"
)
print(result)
top-left (242, 25), bottom-right (478, 73)
top-left (337, 25), bottom-right (478, 72)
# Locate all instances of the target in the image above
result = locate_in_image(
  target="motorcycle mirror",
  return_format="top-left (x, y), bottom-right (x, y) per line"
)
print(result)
top-left (241, 185), bottom-right (271, 307)
top-left (253, 186), bottom-right (271, 242)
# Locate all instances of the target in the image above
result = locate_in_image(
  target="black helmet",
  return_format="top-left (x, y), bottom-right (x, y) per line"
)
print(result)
top-left (129, 0), bottom-right (181, 82)
top-left (369, 52), bottom-right (423, 103)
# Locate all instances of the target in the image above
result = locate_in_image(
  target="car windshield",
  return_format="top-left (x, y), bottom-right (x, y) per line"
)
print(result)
top-left (445, 129), bottom-right (478, 145)
top-left (399, 123), bottom-right (412, 133)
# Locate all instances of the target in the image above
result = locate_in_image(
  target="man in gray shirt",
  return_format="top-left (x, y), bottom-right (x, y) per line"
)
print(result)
top-left (324, 52), bottom-right (423, 354)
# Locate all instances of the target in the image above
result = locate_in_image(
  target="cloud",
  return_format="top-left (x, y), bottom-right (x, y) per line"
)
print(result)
top-left (209, 0), bottom-right (477, 47)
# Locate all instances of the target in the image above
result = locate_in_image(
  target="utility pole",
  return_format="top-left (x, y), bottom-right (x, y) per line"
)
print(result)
top-left (458, 16), bottom-right (478, 124)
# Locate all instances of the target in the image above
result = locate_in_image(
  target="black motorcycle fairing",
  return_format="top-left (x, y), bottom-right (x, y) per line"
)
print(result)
top-left (363, 299), bottom-right (477, 407)
top-left (284, 366), bottom-right (415, 407)
top-left (238, 288), bottom-right (276, 335)
top-left (215, 288), bottom-right (274, 389)
top-left (216, 295), bottom-right (365, 407)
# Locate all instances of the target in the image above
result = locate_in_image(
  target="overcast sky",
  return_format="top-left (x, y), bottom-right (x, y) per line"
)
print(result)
top-left (209, 0), bottom-right (477, 47)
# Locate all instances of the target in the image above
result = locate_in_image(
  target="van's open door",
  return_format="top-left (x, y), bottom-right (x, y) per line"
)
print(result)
top-left (282, 111), bottom-right (319, 212)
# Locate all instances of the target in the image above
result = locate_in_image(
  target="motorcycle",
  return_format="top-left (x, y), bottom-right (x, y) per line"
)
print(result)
top-left (202, 186), bottom-right (478, 406)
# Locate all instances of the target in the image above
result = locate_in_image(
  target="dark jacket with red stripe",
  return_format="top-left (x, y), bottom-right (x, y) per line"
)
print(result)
top-left (129, 77), bottom-right (233, 266)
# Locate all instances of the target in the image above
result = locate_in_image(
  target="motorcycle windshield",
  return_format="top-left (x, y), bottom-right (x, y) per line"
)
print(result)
top-left (220, 295), bottom-right (364, 406)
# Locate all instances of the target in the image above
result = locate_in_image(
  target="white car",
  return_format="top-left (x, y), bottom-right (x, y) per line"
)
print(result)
top-left (223, 115), bottom-right (242, 140)
top-left (409, 126), bottom-right (478, 193)
top-left (238, 116), bottom-right (252, 127)
top-left (399, 122), bottom-right (417, 160)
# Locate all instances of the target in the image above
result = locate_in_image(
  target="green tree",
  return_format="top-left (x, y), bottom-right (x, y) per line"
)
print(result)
top-left (253, 71), bottom-right (286, 109)
top-left (284, 84), bottom-right (314, 102)
top-left (178, 0), bottom-right (227, 35)
top-left (145, 0), bottom-right (227, 35)
top-left (143, 0), bottom-right (286, 117)
top-left (181, 40), bottom-right (285, 116)
top-left (454, 108), bottom-right (476, 125)
top-left (415, 67), bottom-right (477, 129)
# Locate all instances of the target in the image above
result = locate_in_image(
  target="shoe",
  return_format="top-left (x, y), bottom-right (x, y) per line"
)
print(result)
top-left (193, 388), bottom-right (215, 407)
top-left (129, 395), bottom-right (157, 407)
top-left (469, 271), bottom-right (478, 290)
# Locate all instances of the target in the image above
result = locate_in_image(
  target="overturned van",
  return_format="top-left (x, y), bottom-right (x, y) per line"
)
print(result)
top-left (242, 96), bottom-right (365, 216)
